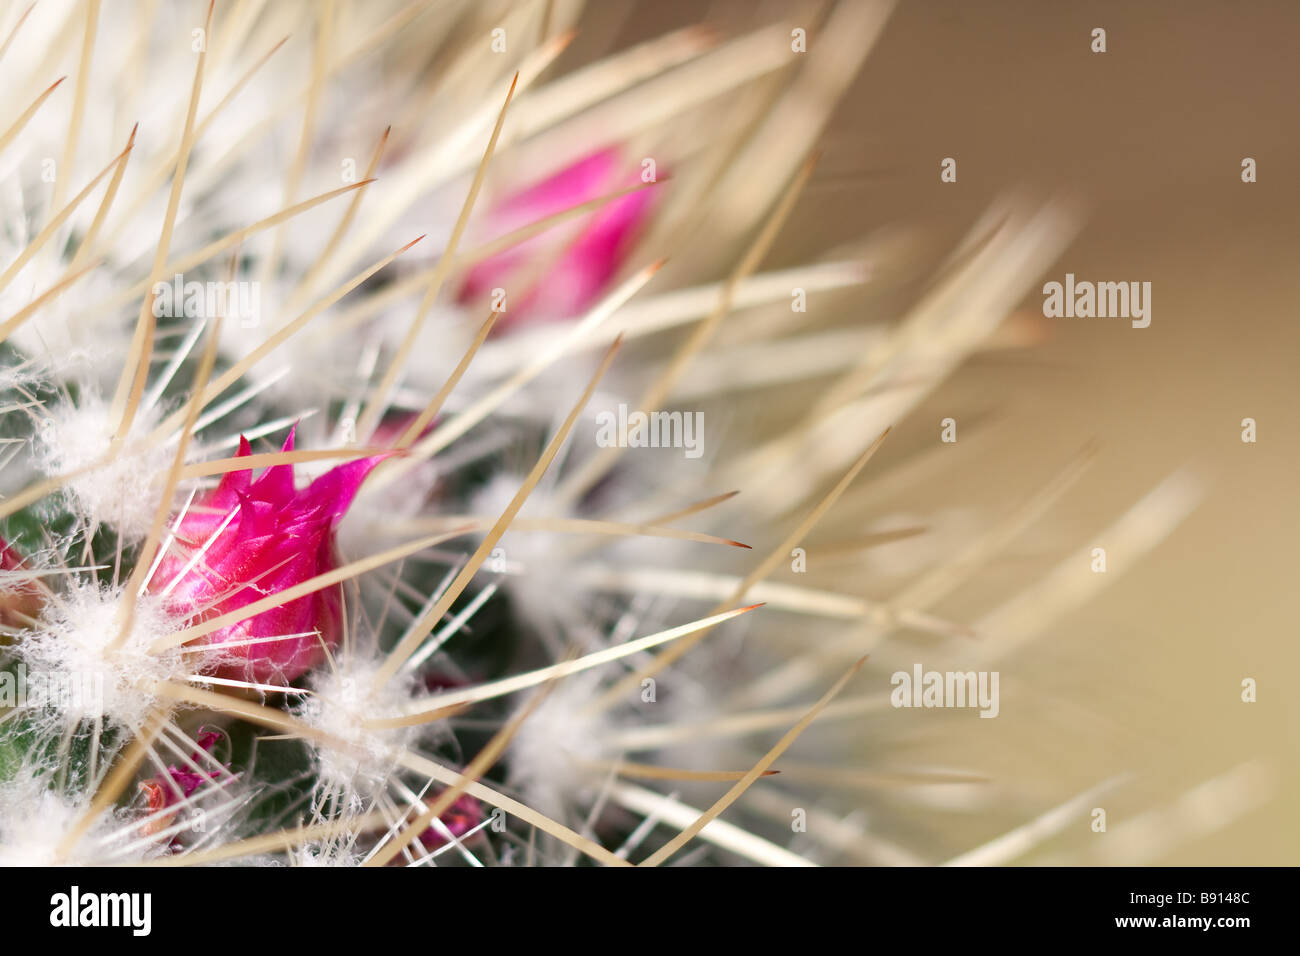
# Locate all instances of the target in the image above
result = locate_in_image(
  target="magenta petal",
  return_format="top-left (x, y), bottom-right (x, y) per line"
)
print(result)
top-left (251, 425), bottom-right (298, 505)
top-left (140, 730), bottom-right (225, 844)
top-left (490, 149), bottom-right (620, 229)
top-left (526, 184), bottom-right (656, 318)
top-left (458, 148), bottom-right (657, 330)
top-left (166, 731), bottom-right (223, 798)
top-left (176, 437), bottom-right (252, 543)
top-left (416, 794), bottom-right (483, 852)
top-left (301, 454), bottom-right (389, 523)
top-left (150, 431), bottom-right (384, 685)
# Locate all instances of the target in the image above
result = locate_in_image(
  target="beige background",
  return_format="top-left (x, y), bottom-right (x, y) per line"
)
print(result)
top-left (565, 0), bottom-right (1298, 864)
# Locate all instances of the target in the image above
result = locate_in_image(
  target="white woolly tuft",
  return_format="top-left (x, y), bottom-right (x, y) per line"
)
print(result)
top-left (0, 770), bottom-right (138, 866)
top-left (33, 394), bottom-right (173, 539)
top-left (506, 672), bottom-right (610, 820)
top-left (17, 582), bottom-right (186, 734)
top-left (294, 842), bottom-right (365, 868)
top-left (297, 657), bottom-right (421, 806)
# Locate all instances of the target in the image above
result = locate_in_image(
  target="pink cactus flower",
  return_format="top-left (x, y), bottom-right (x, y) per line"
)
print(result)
top-left (150, 427), bottom-right (383, 685)
top-left (414, 793), bottom-right (484, 853)
top-left (458, 148), bottom-right (657, 331)
top-left (138, 730), bottom-right (224, 842)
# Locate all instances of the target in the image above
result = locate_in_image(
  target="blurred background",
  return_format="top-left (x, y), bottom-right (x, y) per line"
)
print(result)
top-left (562, 0), bottom-right (1298, 864)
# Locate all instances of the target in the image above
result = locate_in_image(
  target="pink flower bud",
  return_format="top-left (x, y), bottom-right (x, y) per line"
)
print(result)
top-left (414, 793), bottom-right (484, 853)
top-left (138, 730), bottom-right (224, 841)
top-left (458, 148), bottom-right (657, 331)
top-left (151, 427), bottom-right (383, 685)
top-left (0, 536), bottom-right (43, 632)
